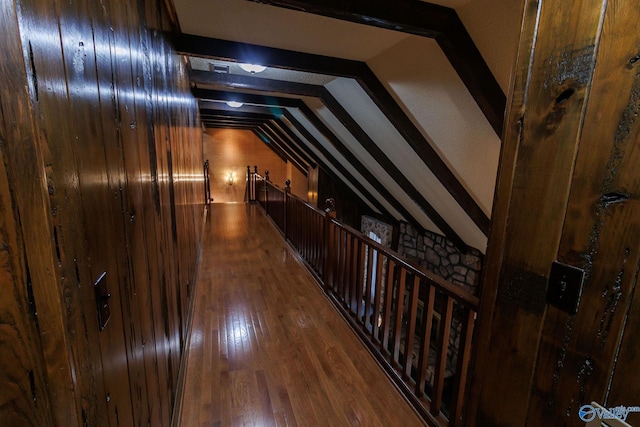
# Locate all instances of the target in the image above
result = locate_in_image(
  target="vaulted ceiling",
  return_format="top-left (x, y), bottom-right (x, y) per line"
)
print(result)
top-left (172, 0), bottom-right (523, 253)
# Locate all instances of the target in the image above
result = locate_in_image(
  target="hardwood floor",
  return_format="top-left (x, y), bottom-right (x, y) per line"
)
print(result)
top-left (178, 203), bottom-right (425, 426)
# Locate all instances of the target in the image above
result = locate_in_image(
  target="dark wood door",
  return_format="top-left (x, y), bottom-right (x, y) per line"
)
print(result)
top-left (470, 0), bottom-right (640, 426)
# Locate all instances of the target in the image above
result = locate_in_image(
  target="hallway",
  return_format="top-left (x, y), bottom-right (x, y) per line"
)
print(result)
top-left (178, 203), bottom-right (424, 426)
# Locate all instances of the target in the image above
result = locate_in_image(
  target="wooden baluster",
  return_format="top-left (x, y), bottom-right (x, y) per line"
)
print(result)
top-left (403, 274), bottom-right (420, 381)
top-left (284, 180), bottom-right (290, 239)
top-left (355, 240), bottom-right (366, 323)
top-left (344, 232), bottom-right (353, 310)
top-left (350, 235), bottom-right (361, 317)
top-left (316, 213), bottom-right (322, 273)
top-left (449, 308), bottom-right (475, 427)
top-left (371, 252), bottom-right (385, 343)
top-left (431, 296), bottom-right (454, 417)
top-left (393, 268), bottom-right (407, 369)
top-left (381, 260), bottom-right (396, 356)
top-left (253, 165), bottom-right (258, 203)
top-left (337, 228), bottom-right (346, 301)
top-left (363, 244), bottom-right (375, 333)
top-left (246, 165), bottom-right (251, 202)
top-left (416, 285), bottom-right (436, 398)
top-left (323, 208), bottom-right (334, 288)
top-left (264, 170), bottom-right (269, 215)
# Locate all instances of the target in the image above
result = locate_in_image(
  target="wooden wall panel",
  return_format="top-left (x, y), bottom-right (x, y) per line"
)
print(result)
top-left (318, 167), bottom-right (375, 229)
top-left (0, 0), bottom-right (203, 426)
top-left (529, 2), bottom-right (640, 424)
top-left (204, 128), bottom-right (308, 203)
top-left (0, 1), bottom-right (79, 426)
top-left (0, 134), bottom-right (56, 427)
top-left (471, 0), bottom-right (640, 426)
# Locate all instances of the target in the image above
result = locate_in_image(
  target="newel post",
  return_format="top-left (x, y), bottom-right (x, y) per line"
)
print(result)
top-left (264, 170), bottom-right (269, 214)
top-left (253, 166), bottom-right (258, 202)
top-left (246, 165), bottom-right (251, 202)
top-left (323, 198), bottom-right (336, 288)
top-left (284, 179), bottom-right (291, 239)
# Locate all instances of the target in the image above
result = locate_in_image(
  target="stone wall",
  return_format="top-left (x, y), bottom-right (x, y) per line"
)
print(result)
top-left (397, 223), bottom-right (483, 295)
top-left (360, 215), bottom-right (394, 248)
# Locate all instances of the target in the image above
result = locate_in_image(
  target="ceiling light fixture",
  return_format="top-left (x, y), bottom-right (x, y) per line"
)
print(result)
top-left (239, 63), bottom-right (266, 74)
top-left (226, 101), bottom-right (243, 108)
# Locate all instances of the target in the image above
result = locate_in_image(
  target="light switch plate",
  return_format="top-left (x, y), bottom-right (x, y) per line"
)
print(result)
top-left (547, 261), bottom-right (585, 315)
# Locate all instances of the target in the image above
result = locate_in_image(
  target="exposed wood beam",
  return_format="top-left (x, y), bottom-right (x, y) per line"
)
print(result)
top-left (199, 107), bottom-right (277, 121)
top-left (281, 111), bottom-right (395, 220)
top-left (194, 87), bottom-right (408, 223)
top-left (191, 70), bottom-right (474, 247)
top-left (259, 122), bottom-right (310, 174)
top-left (296, 100), bottom-right (464, 248)
top-left (245, 0), bottom-right (505, 134)
top-left (183, 42), bottom-right (491, 236)
top-left (262, 121), bottom-right (316, 168)
top-left (201, 120), bottom-right (264, 128)
top-left (204, 123), bottom-right (258, 130)
top-left (200, 102), bottom-right (316, 169)
top-left (198, 100), bottom-right (284, 116)
top-left (199, 107), bottom-right (304, 170)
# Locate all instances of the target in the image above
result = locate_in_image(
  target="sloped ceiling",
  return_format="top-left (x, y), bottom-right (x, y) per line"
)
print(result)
top-left (172, 0), bottom-right (522, 253)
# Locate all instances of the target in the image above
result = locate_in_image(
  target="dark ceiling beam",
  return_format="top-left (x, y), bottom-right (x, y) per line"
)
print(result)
top-left (259, 122), bottom-right (309, 175)
top-left (200, 103), bottom-right (316, 168)
top-left (249, 127), bottom-right (308, 178)
top-left (192, 71), bottom-right (475, 246)
top-left (271, 119), bottom-right (318, 169)
top-left (252, 127), bottom-right (290, 163)
top-left (194, 87), bottom-right (402, 221)
top-left (296, 100), bottom-right (464, 248)
top-left (274, 117), bottom-right (318, 166)
top-left (281, 111), bottom-right (394, 219)
top-left (262, 121), bottom-right (316, 168)
top-left (203, 123), bottom-right (258, 130)
top-left (194, 87), bottom-right (297, 110)
top-left (201, 119), bottom-right (264, 127)
top-left (198, 101), bottom-right (284, 117)
top-left (199, 107), bottom-right (277, 121)
top-left (199, 105), bottom-right (309, 175)
top-left (178, 33), bottom-right (503, 136)
top-left (244, 0), bottom-right (505, 134)
top-left (187, 48), bottom-right (491, 236)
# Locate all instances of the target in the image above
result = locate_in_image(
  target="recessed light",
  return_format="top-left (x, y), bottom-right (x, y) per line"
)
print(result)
top-left (226, 101), bottom-right (243, 108)
top-left (239, 63), bottom-right (267, 73)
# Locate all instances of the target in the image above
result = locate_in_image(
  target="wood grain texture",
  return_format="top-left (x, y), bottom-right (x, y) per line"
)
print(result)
top-left (472, 0), bottom-right (605, 424)
top-left (0, 1), bottom-right (78, 425)
top-left (471, 0), bottom-right (640, 426)
top-left (529, 1), bottom-right (640, 424)
top-left (1, 0), bottom-right (203, 425)
top-left (179, 203), bottom-right (425, 426)
top-left (0, 128), bottom-right (56, 427)
top-left (204, 128), bottom-right (308, 204)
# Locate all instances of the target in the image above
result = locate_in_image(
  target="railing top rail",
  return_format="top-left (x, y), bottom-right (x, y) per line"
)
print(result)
top-left (330, 217), bottom-right (479, 310)
top-left (265, 180), bottom-right (286, 194)
top-left (277, 185), bottom-right (478, 309)
top-left (286, 191), bottom-right (327, 216)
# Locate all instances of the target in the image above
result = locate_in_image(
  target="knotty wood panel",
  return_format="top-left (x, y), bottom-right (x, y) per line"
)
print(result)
top-left (471, 0), bottom-right (640, 426)
top-left (1, 0), bottom-right (203, 426)
top-left (0, 1), bottom-right (78, 426)
top-left (529, 2), bottom-right (640, 424)
top-left (0, 133), bottom-right (55, 427)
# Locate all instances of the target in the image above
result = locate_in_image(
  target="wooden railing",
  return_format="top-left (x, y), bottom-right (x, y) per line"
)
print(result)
top-left (248, 170), bottom-right (478, 427)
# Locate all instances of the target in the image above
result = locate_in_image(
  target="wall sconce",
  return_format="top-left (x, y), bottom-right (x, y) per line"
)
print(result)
top-left (227, 171), bottom-right (236, 186)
